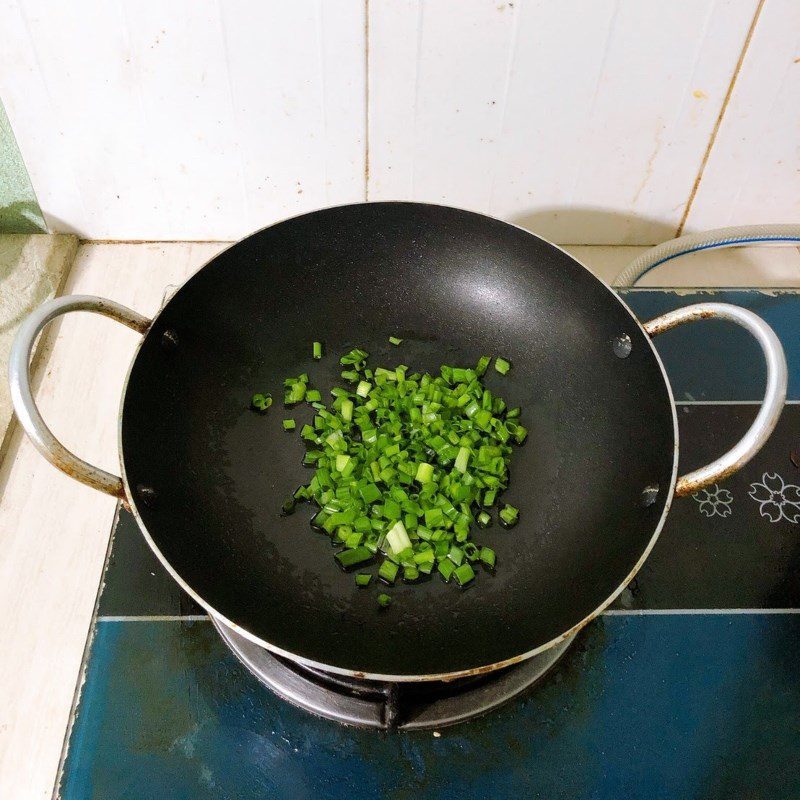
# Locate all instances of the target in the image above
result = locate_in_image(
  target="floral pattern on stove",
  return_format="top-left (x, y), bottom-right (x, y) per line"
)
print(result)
top-left (748, 473), bottom-right (800, 524)
top-left (692, 484), bottom-right (733, 518)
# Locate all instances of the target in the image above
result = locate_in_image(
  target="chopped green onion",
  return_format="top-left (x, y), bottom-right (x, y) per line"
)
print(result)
top-left (283, 379), bottom-right (306, 405)
top-left (335, 546), bottom-right (373, 569)
top-left (281, 498), bottom-right (296, 515)
top-left (453, 563), bottom-right (476, 586)
top-left (313, 341), bottom-right (323, 360)
top-left (359, 483), bottom-right (381, 504)
top-left (438, 559), bottom-right (456, 582)
top-left (377, 593), bottom-right (392, 607)
top-left (447, 546), bottom-right (464, 566)
top-left (415, 461), bottom-right (434, 484)
top-left (340, 348), bottom-right (369, 365)
top-left (389, 336), bottom-right (403, 346)
top-left (273, 346), bottom-right (526, 597)
top-left (499, 504), bottom-right (519, 527)
top-left (378, 560), bottom-right (399, 584)
top-left (475, 356), bottom-right (491, 377)
top-left (462, 542), bottom-right (480, 561)
top-left (454, 446), bottom-right (470, 474)
top-left (386, 520), bottom-right (412, 554)
top-left (341, 398), bottom-right (354, 422)
top-left (494, 357), bottom-right (511, 375)
top-left (425, 507), bottom-right (444, 528)
top-left (251, 393), bottom-right (272, 413)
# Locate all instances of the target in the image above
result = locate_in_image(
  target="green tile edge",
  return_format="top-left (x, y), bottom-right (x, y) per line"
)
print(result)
top-left (0, 99), bottom-right (46, 234)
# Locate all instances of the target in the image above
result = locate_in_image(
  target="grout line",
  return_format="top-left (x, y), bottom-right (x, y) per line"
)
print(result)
top-left (675, 0), bottom-right (766, 236)
top-left (605, 608), bottom-right (800, 616)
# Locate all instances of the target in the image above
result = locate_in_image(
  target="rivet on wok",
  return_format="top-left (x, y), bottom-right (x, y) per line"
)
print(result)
top-left (612, 334), bottom-right (632, 359)
top-left (161, 329), bottom-right (179, 351)
top-left (640, 484), bottom-right (659, 507)
top-left (137, 484), bottom-right (157, 508)
top-left (791, 449), bottom-right (800, 469)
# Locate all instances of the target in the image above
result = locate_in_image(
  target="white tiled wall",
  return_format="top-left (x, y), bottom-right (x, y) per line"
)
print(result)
top-left (368, 0), bottom-right (755, 244)
top-left (683, 0), bottom-right (800, 231)
top-left (0, 0), bottom-right (366, 240)
top-left (0, 0), bottom-right (797, 243)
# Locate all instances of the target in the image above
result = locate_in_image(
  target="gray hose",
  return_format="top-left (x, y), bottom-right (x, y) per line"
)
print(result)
top-left (612, 224), bottom-right (800, 287)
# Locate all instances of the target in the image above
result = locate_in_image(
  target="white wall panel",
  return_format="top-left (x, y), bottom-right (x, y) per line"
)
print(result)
top-left (368, 0), bottom-right (758, 244)
top-left (6, 0), bottom-right (795, 244)
top-left (684, 0), bottom-right (800, 230)
top-left (0, 0), bottom-right (366, 239)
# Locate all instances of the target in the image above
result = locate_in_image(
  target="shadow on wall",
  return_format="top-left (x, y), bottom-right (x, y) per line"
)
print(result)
top-left (33, 211), bottom-right (85, 239)
top-left (0, 201), bottom-right (47, 235)
top-left (508, 207), bottom-right (678, 246)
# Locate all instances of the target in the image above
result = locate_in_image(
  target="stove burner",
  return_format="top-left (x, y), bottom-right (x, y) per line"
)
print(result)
top-left (213, 618), bottom-right (574, 730)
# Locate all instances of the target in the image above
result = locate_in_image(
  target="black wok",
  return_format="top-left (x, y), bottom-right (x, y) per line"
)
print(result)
top-left (10, 203), bottom-right (786, 680)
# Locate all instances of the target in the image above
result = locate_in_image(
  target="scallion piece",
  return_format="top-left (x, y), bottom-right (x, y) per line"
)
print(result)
top-left (335, 546), bottom-right (373, 569)
top-left (438, 559), bottom-right (455, 582)
top-left (313, 341), bottom-right (323, 360)
top-left (454, 446), bottom-right (470, 474)
top-left (494, 357), bottom-right (511, 375)
top-left (389, 336), bottom-right (403, 346)
top-left (251, 393), bottom-right (272, 413)
top-left (283, 379), bottom-right (306, 406)
top-left (453, 563), bottom-right (476, 586)
top-left (359, 483), bottom-right (381, 504)
top-left (341, 398), bottom-right (354, 422)
top-left (355, 573), bottom-right (372, 586)
top-left (377, 593), bottom-right (392, 607)
top-left (499, 504), bottom-right (519, 527)
top-left (447, 546), bottom-right (464, 566)
top-left (415, 461), bottom-right (434, 484)
top-left (475, 356), bottom-right (491, 377)
top-left (378, 560), bottom-right (399, 584)
top-left (273, 345), bottom-right (526, 598)
top-left (386, 520), bottom-right (412, 554)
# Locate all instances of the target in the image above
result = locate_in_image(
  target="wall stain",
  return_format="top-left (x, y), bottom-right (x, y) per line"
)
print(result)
top-left (631, 122), bottom-right (664, 205)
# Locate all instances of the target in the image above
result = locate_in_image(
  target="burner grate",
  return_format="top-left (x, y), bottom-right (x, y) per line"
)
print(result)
top-left (214, 618), bottom-right (574, 730)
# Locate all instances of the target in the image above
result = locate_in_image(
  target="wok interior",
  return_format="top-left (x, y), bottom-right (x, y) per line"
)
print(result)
top-left (122, 204), bottom-right (675, 678)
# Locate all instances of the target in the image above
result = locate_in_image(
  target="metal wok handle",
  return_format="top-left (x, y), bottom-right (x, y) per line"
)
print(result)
top-left (9, 295), bottom-right (151, 498)
top-left (643, 303), bottom-right (787, 497)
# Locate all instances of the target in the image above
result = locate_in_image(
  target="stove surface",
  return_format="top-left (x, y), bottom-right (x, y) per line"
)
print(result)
top-left (58, 290), bottom-right (800, 799)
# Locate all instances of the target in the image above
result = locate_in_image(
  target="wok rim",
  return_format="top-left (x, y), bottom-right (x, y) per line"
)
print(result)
top-left (117, 201), bottom-right (679, 682)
